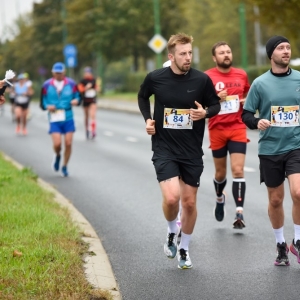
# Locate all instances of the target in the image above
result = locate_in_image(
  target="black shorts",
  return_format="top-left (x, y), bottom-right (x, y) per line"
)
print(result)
top-left (259, 148), bottom-right (300, 187)
top-left (212, 141), bottom-right (247, 158)
top-left (15, 102), bottom-right (30, 110)
top-left (152, 154), bottom-right (204, 187)
top-left (83, 98), bottom-right (96, 107)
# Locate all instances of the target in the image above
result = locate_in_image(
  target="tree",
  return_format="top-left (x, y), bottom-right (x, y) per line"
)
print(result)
top-left (66, 0), bottom-right (185, 71)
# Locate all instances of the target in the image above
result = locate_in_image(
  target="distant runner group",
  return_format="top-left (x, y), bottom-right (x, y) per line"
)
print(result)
top-left (2, 63), bottom-right (100, 177)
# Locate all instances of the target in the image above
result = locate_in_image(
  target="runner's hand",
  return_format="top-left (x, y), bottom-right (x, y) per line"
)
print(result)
top-left (86, 83), bottom-right (92, 89)
top-left (146, 119), bottom-right (156, 135)
top-left (0, 80), bottom-right (4, 89)
top-left (71, 99), bottom-right (79, 106)
top-left (0, 95), bottom-right (5, 105)
top-left (257, 119), bottom-right (271, 130)
top-left (218, 89), bottom-right (227, 101)
top-left (190, 101), bottom-right (206, 121)
top-left (47, 105), bottom-right (56, 112)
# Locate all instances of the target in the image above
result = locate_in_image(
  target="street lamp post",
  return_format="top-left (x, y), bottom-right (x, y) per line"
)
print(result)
top-left (153, 0), bottom-right (162, 68)
top-left (239, 2), bottom-right (248, 70)
top-left (94, 0), bottom-right (104, 93)
top-left (61, 0), bottom-right (72, 77)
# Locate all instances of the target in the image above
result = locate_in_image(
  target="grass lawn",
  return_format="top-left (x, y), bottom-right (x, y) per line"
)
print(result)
top-left (101, 91), bottom-right (137, 102)
top-left (0, 154), bottom-right (113, 300)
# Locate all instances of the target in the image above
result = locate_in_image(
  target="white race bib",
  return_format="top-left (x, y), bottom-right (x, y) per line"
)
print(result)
top-left (271, 105), bottom-right (299, 127)
top-left (163, 107), bottom-right (193, 129)
top-left (50, 110), bottom-right (66, 122)
top-left (15, 95), bottom-right (29, 104)
top-left (84, 89), bottom-right (96, 98)
top-left (219, 95), bottom-right (240, 115)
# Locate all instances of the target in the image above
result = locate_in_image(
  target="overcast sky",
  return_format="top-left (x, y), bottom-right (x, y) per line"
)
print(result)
top-left (0, 0), bottom-right (42, 40)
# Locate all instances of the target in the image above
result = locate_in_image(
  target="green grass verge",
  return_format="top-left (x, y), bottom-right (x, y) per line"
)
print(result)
top-left (101, 91), bottom-right (137, 102)
top-left (0, 154), bottom-right (113, 300)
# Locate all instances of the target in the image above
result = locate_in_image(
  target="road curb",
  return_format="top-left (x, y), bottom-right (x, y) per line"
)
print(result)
top-left (2, 153), bottom-right (122, 300)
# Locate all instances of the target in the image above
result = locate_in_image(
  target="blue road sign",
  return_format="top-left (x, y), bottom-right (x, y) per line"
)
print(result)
top-left (63, 44), bottom-right (78, 68)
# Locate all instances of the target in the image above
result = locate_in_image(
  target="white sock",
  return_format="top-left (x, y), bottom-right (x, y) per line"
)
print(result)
top-left (167, 218), bottom-right (178, 234)
top-left (294, 224), bottom-right (300, 242)
top-left (179, 232), bottom-right (191, 251)
top-left (273, 227), bottom-right (285, 244)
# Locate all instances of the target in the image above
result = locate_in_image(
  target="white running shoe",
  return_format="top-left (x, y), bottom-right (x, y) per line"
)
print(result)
top-left (177, 248), bottom-right (193, 269)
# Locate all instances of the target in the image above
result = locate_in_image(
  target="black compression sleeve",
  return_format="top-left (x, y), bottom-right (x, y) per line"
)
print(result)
top-left (242, 109), bottom-right (260, 129)
top-left (206, 103), bottom-right (221, 118)
top-left (138, 93), bottom-right (151, 121)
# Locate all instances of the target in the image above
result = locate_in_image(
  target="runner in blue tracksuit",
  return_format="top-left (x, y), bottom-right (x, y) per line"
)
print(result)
top-left (41, 62), bottom-right (81, 177)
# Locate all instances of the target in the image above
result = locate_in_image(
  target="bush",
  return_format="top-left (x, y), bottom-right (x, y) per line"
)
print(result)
top-left (246, 64), bottom-right (300, 83)
top-left (121, 72), bottom-right (148, 92)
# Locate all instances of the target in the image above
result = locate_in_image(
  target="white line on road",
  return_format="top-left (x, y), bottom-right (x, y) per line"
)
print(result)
top-left (126, 137), bottom-right (138, 142)
top-left (103, 131), bottom-right (114, 136)
top-left (244, 166), bottom-right (256, 172)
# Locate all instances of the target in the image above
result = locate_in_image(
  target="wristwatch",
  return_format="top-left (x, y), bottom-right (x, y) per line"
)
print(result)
top-left (205, 108), bottom-right (209, 118)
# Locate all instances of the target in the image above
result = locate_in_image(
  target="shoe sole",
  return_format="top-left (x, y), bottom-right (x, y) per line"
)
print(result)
top-left (233, 219), bottom-right (246, 229)
top-left (178, 265), bottom-right (193, 269)
top-left (61, 172), bottom-right (68, 177)
top-left (290, 244), bottom-right (300, 264)
top-left (274, 261), bottom-right (290, 266)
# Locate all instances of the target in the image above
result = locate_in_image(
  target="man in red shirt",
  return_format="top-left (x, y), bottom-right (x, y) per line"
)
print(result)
top-left (205, 41), bottom-right (250, 229)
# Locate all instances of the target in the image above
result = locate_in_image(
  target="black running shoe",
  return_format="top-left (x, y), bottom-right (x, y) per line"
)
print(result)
top-left (214, 193), bottom-right (225, 222)
top-left (274, 242), bottom-right (290, 266)
top-left (233, 212), bottom-right (246, 229)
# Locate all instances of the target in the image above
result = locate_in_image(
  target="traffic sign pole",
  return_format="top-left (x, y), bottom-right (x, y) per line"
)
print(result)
top-left (153, 0), bottom-right (162, 68)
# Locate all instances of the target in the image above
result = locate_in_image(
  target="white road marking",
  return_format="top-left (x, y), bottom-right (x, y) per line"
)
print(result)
top-left (244, 166), bottom-right (256, 172)
top-left (126, 137), bottom-right (138, 142)
top-left (104, 131), bottom-right (114, 136)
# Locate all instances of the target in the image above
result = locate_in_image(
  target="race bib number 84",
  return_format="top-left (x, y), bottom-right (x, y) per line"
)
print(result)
top-left (271, 105), bottom-right (299, 127)
top-left (163, 107), bottom-right (193, 129)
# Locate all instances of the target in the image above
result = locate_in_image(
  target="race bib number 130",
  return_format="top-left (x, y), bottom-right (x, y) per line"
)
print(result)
top-left (271, 105), bottom-right (299, 127)
top-left (163, 107), bottom-right (193, 129)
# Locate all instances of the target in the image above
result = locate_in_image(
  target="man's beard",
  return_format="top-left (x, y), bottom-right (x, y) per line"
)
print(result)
top-left (217, 59), bottom-right (232, 69)
top-left (174, 59), bottom-right (191, 73)
top-left (273, 57), bottom-right (290, 68)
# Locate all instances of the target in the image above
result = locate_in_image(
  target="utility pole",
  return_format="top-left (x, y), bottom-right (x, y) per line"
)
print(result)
top-left (153, 0), bottom-right (162, 68)
top-left (253, 5), bottom-right (265, 66)
top-left (61, 0), bottom-right (71, 76)
top-left (94, 0), bottom-right (104, 93)
top-left (239, 2), bottom-right (248, 70)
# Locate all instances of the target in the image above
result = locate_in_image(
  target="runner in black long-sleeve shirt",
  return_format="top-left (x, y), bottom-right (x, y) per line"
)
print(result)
top-left (138, 33), bottom-right (220, 269)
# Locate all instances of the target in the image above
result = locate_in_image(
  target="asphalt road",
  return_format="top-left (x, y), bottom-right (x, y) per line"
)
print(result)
top-left (0, 103), bottom-right (299, 300)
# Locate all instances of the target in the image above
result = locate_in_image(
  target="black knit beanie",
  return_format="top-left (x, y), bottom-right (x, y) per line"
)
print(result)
top-left (266, 35), bottom-right (290, 59)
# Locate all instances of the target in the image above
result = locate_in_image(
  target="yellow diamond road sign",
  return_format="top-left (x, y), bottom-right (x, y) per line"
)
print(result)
top-left (148, 34), bottom-right (167, 54)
